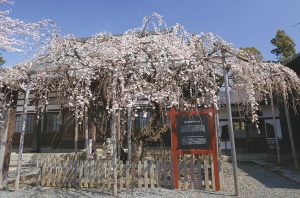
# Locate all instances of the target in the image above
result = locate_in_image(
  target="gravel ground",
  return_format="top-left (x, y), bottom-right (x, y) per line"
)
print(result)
top-left (0, 162), bottom-right (299, 198)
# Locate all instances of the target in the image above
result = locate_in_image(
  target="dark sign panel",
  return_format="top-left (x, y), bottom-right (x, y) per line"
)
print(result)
top-left (176, 114), bottom-right (210, 150)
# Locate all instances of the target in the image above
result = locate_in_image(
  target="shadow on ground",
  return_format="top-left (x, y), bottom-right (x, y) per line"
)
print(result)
top-left (237, 161), bottom-right (300, 190)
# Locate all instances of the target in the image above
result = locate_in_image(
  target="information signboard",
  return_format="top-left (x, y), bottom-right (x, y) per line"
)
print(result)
top-left (177, 114), bottom-right (210, 150)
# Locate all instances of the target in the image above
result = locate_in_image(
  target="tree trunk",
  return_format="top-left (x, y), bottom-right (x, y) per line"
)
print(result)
top-left (0, 106), bottom-right (9, 190)
top-left (127, 108), bottom-right (132, 163)
top-left (31, 109), bottom-right (41, 153)
top-left (117, 110), bottom-right (121, 161)
top-left (0, 90), bottom-right (17, 190)
top-left (74, 106), bottom-right (78, 153)
top-left (89, 111), bottom-right (96, 142)
top-left (2, 105), bottom-right (17, 186)
top-left (132, 140), bottom-right (143, 162)
top-left (84, 106), bottom-right (89, 151)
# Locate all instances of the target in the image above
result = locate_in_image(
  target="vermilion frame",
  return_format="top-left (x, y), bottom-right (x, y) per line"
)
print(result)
top-left (168, 107), bottom-right (220, 191)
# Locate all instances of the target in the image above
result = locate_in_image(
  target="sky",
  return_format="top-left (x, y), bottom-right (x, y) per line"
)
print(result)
top-left (1, 0), bottom-right (300, 67)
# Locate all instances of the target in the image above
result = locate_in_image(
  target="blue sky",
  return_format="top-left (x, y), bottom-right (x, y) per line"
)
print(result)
top-left (1, 0), bottom-right (300, 66)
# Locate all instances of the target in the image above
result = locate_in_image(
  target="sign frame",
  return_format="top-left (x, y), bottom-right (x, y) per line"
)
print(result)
top-left (176, 113), bottom-right (211, 150)
top-left (168, 107), bottom-right (220, 191)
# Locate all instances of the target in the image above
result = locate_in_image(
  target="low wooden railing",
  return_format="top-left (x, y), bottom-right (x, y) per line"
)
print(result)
top-left (37, 155), bottom-right (217, 191)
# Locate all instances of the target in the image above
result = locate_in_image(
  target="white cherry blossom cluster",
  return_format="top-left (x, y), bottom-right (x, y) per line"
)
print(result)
top-left (0, 13), bottom-right (300, 133)
top-left (0, 0), bottom-right (51, 52)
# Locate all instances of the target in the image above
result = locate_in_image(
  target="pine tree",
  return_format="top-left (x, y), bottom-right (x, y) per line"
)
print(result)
top-left (271, 30), bottom-right (296, 63)
top-left (240, 47), bottom-right (263, 62)
top-left (0, 55), bottom-right (4, 66)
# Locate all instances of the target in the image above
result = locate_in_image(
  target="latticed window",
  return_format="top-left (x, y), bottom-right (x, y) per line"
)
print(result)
top-left (15, 114), bottom-right (35, 133)
top-left (45, 113), bottom-right (61, 133)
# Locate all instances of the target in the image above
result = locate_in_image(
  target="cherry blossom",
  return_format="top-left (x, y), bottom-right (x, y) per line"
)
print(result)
top-left (1, 13), bottom-right (300, 142)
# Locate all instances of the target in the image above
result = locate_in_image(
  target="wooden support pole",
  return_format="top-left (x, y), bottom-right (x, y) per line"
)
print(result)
top-left (74, 106), bottom-right (78, 153)
top-left (90, 116), bottom-right (96, 142)
top-left (283, 94), bottom-right (298, 169)
top-left (117, 110), bottom-right (121, 161)
top-left (84, 105), bottom-right (89, 152)
top-left (31, 108), bottom-right (41, 153)
top-left (40, 98), bottom-right (47, 149)
top-left (222, 51), bottom-right (239, 196)
top-left (269, 83), bottom-right (281, 164)
top-left (84, 80), bottom-right (89, 152)
top-left (111, 69), bottom-right (118, 196)
top-left (15, 81), bottom-right (31, 191)
top-left (127, 107), bottom-right (132, 163)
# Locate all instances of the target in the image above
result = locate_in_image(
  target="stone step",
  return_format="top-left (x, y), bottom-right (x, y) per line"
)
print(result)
top-left (9, 153), bottom-right (72, 167)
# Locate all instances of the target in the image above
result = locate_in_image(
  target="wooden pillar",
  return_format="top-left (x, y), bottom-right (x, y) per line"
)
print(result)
top-left (111, 69), bottom-right (118, 195)
top-left (15, 82), bottom-right (31, 191)
top-left (89, 114), bottom-right (96, 142)
top-left (74, 106), bottom-right (78, 153)
top-left (31, 108), bottom-right (41, 153)
top-left (39, 93), bottom-right (47, 148)
top-left (283, 94), bottom-right (298, 169)
top-left (84, 105), bottom-right (89, 152)
top-left (127, 107), bottom-right (132, 163)
top-left (117, 110), bottom-right (121, 161)
top-left (269, 83), bottom-right (281, 164)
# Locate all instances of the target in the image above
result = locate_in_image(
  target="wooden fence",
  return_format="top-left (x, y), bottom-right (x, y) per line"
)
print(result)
top-left (143, 147), bottom-right (172, 161)
top-left (37, 155), bottom-right (216, 191)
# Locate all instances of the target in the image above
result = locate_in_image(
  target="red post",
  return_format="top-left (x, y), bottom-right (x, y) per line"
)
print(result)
top-left (210, 112), bottom-right (220, 191)
top-left (169, 107), bottom-right (179, 189)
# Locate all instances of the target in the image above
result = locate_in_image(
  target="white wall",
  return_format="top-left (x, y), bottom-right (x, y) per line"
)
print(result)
top-left (217, 105), bottom-right (282, 150)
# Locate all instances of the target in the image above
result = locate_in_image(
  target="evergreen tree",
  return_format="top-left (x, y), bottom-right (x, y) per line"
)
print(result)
top-left (271, 30), bottom-right (296, 63)
top-left (0, 54), bottom-right (4, 66)
top-left (240, 47), bottom-right (263, 62)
